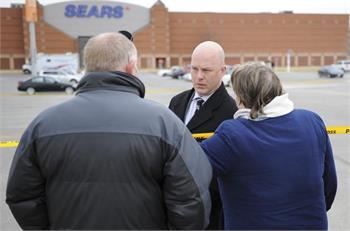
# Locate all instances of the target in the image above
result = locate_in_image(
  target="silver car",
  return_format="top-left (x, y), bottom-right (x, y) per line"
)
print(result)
top-left (318, 65), bottom-right (344, 78)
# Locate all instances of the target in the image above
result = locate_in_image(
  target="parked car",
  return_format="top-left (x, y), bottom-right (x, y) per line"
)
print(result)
top-left (157, 66), bottom-right (180, 77)
top-left (170, 66), bottom-right (188, 79)
top-left (182, 72), bottom-right (192, 81)
top-left (39, 70), bottom-right (83, 86)
top-left (157, 68), bottom-right (172, 77)
top-left (158, 66), bottom-right (189, 79)
top-left (222, 65), bottom-right (235, 87)
top-left (334, 60), bottom-right (350, 72)
top-left (17, 76), bottom-right (75, 95)
top-left (318, 65), bottom-right (344, 78)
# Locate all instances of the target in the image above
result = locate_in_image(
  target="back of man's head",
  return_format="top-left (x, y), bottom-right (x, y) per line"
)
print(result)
top-left (84, 32), bottom-right (137, 73)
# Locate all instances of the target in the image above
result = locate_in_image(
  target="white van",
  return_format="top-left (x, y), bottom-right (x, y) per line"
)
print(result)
top-left (22, 53), bottom-right (80, 75)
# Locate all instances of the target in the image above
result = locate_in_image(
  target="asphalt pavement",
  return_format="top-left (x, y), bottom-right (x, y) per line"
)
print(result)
top-left (0, 71), bottom-right (349, 230)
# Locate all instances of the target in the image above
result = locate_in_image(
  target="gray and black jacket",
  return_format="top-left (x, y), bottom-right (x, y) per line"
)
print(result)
top-left (6, 71), bottom-right (212, 230)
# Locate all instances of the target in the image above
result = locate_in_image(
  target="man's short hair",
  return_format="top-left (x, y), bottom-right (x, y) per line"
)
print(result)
top-left (84, 32), bottom-right (137, 72)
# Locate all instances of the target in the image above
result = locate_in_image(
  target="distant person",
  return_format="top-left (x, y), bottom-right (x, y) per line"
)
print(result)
top-left (6, 32), bottom-right (212, 230)
top-left (201, 62), bottom-right (337, 230)
top-left (169, 41), bottom-right (238, 229)
top-left (118, 30), bottom-right (133, 41)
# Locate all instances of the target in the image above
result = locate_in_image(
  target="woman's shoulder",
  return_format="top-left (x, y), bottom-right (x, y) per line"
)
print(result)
top-left (292, 109), bottom-right (323, 122)
top-left (216, 118), bottom-right (249, 135)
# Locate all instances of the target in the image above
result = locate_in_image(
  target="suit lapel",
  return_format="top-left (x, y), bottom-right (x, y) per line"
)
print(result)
top-left (173, 89), bottom-right (194, 121)
top-left (187, 83), bottom-right (227, 131)
top-left (187, 105), bottom-right (213, 131)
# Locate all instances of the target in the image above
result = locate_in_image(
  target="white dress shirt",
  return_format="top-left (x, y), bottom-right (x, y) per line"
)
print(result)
top-left (184, 92), bottom-right (213, 125)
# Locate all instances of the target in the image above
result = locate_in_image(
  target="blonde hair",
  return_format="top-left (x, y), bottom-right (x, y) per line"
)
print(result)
top-left (84, 32), bottom-right (137, 72)
top-left (231, 62), bottom-right (283, 119)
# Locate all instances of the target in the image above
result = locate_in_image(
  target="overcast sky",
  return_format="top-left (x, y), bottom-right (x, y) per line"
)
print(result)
top-left (1, 0), bottom-right (349, 14)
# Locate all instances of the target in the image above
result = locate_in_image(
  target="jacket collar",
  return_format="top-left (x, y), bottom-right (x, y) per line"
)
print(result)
top-left (234, 93), bottom-right (294, 121)
top-left (187, 83), bottom-right (227, 130)
top-left (76, 71), bottom-right (145, 98)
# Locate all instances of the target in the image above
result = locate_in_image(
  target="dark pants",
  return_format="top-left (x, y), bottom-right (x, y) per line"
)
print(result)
top-left (206, 179), bottom-right (224, 230)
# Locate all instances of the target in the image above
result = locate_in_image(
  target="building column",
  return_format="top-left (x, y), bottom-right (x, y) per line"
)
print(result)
top-left (151, 55), bottom-right (156, 69)
top-left (9, 55), bottom-right (15, 69)
top-left (281, 54), bottom-right (285, 67)
top-left (166, 56), bottom-right (171, 68)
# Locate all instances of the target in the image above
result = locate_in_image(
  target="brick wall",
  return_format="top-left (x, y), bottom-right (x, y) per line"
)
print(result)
top-left (0, 2), bottom-right (348, 70)
top-left (134, 3), bottom-right (348, 68)
top-left (0, 7), bottom-right (25, 69)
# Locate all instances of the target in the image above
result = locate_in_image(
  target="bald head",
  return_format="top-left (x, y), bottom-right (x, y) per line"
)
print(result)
top-left (190, 41), bottom-right (226, 96)
top-left (84, 32), bottom-right (137, 73)
top-left (192, 41), bottom-right (225, 66)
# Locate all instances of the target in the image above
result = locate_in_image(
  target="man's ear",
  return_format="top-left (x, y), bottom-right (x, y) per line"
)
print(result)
top-left (221, 65), bottom-right (227, 74)
top-left (126, 60), bottom-right (138, 76)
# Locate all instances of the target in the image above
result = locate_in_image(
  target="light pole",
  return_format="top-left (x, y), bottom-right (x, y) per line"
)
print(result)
top-left (25, 0), bottom-right (38, 75)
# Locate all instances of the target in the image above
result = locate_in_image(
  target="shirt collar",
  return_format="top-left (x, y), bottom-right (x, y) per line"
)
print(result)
top-left (193, 91), bottom-right (214, 103)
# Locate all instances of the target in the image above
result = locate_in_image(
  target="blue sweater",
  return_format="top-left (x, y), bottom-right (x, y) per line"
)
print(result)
top-left (201, 109), bottom-right (337, 230)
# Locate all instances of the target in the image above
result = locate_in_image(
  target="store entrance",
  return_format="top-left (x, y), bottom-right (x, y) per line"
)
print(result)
top-left (156, 57), bottom-right (166, 69)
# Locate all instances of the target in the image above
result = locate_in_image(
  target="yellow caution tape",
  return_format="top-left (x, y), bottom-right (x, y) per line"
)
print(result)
top-left (0, 141), bottom-right (19, 148)
top-left (192, 126), bottom-right (350, 140)
top-left (1, 126), bottom-right (349, 148)
top-left (326, 126), bottom-right (350, 135)
top-left (192, 132), bottom-right (214, 140)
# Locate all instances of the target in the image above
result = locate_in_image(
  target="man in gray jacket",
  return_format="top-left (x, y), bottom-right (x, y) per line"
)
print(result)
top-left (6, 32), bottom-right (212, 230)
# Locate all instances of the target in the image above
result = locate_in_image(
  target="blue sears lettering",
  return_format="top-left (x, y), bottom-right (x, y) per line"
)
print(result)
top-left (113, 6), bottom-right (124, 18)
top-left (64, 4), bottom-right (76, 17)
top-left (76, 5), bottom-right (88, 17)
top-left (64, 4), bottom-right (124, 18)
top-left (100, 5), bottom-right (113, 18)
top-left (86, 5), bottom-right (99, 17)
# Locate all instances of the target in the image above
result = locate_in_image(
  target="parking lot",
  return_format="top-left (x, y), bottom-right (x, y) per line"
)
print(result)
top-left (1, 71), bottom-right (350, 230)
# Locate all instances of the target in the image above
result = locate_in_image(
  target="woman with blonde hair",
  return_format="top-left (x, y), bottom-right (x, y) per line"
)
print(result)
top-left (201, 62), bottom-right (337, 230)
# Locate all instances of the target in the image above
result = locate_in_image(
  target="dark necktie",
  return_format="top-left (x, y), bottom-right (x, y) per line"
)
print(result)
top-left (195, 98), bottom-right (204, 114)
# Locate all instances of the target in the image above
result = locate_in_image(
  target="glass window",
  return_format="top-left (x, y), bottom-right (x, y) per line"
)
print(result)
top-left (31, 77), bottom-right (44, 83)
top-left (45, 77), bottom-right (56, 83)
top-left (43, 71), bottom-right (57, 75)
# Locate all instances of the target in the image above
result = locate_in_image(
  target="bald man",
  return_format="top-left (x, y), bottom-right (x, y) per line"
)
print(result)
top-left (169, 41), bottom-right (238, 229)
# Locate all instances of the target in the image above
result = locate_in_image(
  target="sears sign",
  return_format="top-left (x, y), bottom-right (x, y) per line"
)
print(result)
top-left (64, 4), bottom-right (124, 18)
top-left (43, 1), bottom-right (150, 38)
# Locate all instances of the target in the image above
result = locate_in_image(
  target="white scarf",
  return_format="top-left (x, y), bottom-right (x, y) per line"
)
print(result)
top-left (233, 93), bottom-right (294, 121)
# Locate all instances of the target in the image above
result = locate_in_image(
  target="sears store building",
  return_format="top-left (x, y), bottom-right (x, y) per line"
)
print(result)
top-left (0, 0), bottom-right (349, 70)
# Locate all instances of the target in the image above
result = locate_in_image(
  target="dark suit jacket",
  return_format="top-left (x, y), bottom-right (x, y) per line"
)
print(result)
top-left (169, 83), bottom-right (238, 229)
top-left (169, 83), bottom-right (237, 135)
